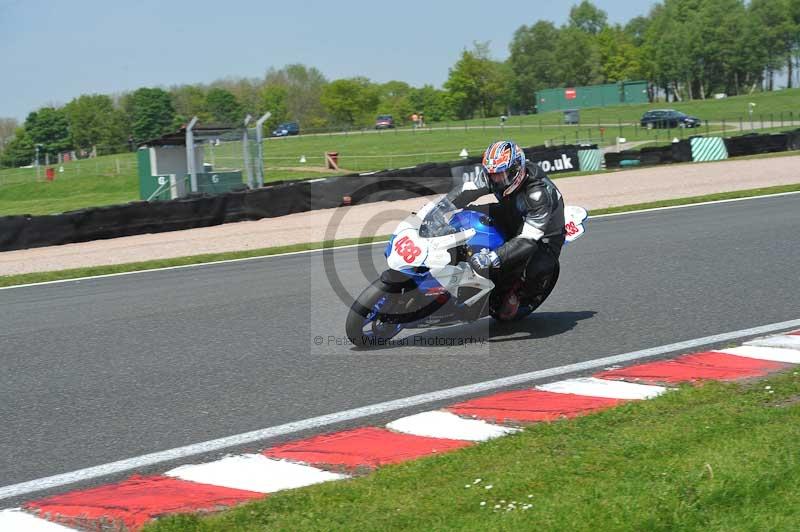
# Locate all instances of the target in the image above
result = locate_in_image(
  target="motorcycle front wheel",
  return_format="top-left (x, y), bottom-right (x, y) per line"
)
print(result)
top-left (345, 278), bottom-right (445, 348)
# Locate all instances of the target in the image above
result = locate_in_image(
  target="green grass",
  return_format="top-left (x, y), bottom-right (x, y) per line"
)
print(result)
top-left (2, 183), bottom-right (798, 288)
top-left (0, 235), bottom-right (387, 288)
top-left (444, 87), bottom-right (800, 126)
top-left (1, 87), bottom-right (797, 216)
top-left (145, 370), bottom-right (800, 531)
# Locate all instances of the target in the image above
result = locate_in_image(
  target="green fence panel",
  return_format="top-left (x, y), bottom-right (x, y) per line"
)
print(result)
top-left (536, 81), bottom-right (649, 113)
top-left (691, 137), bottom-right (728, 162)
top-left (578, 149), bottom-right (603, 172)
top-left (194, 171), bottom-right (245, 194)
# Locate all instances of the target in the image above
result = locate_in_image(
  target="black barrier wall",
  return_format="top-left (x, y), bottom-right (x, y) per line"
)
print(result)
top-left (4, 134), bottom-right (795, 253)
top-left (604, 130), bottom-right (797, 168)
top-left (1, 145), bottom-right (587, 252)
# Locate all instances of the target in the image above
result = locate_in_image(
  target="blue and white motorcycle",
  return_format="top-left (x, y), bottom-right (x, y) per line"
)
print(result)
top-left (345, 198), bottom-right (588, 347)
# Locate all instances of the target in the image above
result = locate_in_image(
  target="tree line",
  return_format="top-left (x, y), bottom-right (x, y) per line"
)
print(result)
top-left (1, 0), bottom-right (798, 168)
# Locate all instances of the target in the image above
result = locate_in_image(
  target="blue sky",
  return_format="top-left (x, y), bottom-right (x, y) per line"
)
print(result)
top-left (0, 0), bottom-right (659, 120)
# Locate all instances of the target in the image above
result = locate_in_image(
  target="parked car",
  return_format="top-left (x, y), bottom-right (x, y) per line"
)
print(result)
top-left (271, 122), bottom-right (300, 137)
top-left (640, 110), bottom-right (701, 129)
top-left (375, 115), bottom-right (395, 129)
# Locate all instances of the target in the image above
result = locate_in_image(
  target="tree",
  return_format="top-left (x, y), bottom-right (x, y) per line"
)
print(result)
top-left (407, 85), bottom-right (455, 122)
top-left (206, 88), bottom-right (243, 125)
top-left (444, 42), bottom-right (511, 119)
top-left (750, 0), bottom-right (798, 89)
top-left (376, 81), bottom-right (415, 124)
top-left (623, 16), bottom-right (651, 46)
top-left (25, 107), bottom-right (71, 157)
top-left (568, 0), bottom-right (608, 35)
top-left (170, 85), bottom-right (211, 123)
top-left (554, 27), bottom-right (603, 87)
top-left (508, 21), bottom-right (561, 112)
top-left (0, 117), bottom-right (18, 154)
top-left (0, 127), bottom-right (34, 167)
top-left (265, 64), bottom-right (329, 128)
top-left (260, 84), bottom-right (289, 130)
top-left (125, 88), bottom-right (176, 143)
top-left (320, 78), bottom-right (380, 126)
top-left (597, 26), bottom-right (645, 82)
top-left (64, 94), bottom-right (127, 155)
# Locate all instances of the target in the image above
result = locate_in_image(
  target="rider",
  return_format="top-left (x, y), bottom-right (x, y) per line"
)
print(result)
top-left (441, 140), bottom-right (565, 320)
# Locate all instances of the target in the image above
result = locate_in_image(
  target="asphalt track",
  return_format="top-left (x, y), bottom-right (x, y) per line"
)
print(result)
top-left (1, 194), bottom-right (799, 495)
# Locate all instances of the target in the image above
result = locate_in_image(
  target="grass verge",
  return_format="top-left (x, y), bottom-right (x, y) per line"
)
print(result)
top-left (2, 184), bottom-right (799, 288)
top-left (145, 370), bottom-right (800, 531)
top-left (0, 236), bottom-right (387, 288)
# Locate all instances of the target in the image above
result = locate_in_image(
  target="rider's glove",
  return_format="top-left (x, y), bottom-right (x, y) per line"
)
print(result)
top-left (470, 248), bottom-right (501, 277)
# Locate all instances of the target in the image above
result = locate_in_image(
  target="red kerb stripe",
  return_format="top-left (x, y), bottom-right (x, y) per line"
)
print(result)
top-left (26, 475), bottom-right (262, 531)
top-left (447, 389), bottom-right (624, 423)
top-left (264, 426), bottom-right (470, 469)
top-left (595, 352), bottom-right (788, 384)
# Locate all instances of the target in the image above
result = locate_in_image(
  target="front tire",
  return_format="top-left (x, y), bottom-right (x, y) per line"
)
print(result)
top-left (345, 278), bottom-right (444, 348)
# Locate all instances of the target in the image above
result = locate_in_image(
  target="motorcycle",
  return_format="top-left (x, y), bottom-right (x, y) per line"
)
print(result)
top-left (345, 197), bottom-right (588, 348)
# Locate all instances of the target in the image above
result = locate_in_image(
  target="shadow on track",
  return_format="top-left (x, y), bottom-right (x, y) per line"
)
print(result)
top-left (349, 310), bottom-right (596, 351)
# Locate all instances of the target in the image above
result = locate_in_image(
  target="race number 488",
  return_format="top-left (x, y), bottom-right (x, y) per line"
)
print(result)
top-left (394, 236), bottom-right (422, 264)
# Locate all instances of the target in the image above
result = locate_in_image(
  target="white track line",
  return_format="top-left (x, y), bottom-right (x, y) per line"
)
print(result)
top-left (3, 191), bottom-right (798, 291)
top-left (537, 377), bottom-right (667, 400)
top-left (744, 335), bottom-right (800, 351)
top-left (386, 411), bottom-right (517, 441)
top-left (0, 509), bottom-right (74, 531)
top-left (164, 454), bottom-right (347, 494)
top-left (716, 345), bottom-right (800, 364)
top-left (2, 318), bottom-right (798, 501)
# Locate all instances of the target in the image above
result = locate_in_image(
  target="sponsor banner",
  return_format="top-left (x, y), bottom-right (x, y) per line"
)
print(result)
top-left (525, 148), bottom-right (579, 174)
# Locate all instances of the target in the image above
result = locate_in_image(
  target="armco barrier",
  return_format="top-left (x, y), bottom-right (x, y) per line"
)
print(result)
top-left (0, 144), bottom-right (596, 252)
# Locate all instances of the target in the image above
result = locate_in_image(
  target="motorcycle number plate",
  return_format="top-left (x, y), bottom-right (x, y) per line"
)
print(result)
top-left (564, 205), bottom-right (588, 243)
top-left (394, 235), bottom-right (423, 264)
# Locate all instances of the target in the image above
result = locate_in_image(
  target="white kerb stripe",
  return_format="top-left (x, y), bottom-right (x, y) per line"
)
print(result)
top-left (744, 335), bottom-right (800, 351)
top-left (716, 346), bottom-right (800, 364)
top-left (386, 411), bottom-right (518, 441)
top-left (0, 509), bottom-right (76, 531)
top-left (165, 454), bottom-right (347, 494)
top-left (537, 377), bottom-right (667, 400)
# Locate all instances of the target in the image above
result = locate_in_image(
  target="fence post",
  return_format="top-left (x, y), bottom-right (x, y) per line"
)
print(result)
top-left (722, 119), bottom-right (726, 135)
top-left (780, 112), bottom-right (783, 127)
top-left (705, 120), bottom-right (709, 136)
top-left (739, 118), bottom-right (743, 132)
top-left (760, 114), bottom-right (764, 129)
top-left (618, 118), bottom-right (623, 139)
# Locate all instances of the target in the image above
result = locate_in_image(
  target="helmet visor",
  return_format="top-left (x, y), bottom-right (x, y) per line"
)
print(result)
top-left (487, 170), bottom-right (511, 186)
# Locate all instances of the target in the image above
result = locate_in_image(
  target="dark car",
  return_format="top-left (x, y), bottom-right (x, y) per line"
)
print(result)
top-left (375, 115), bottom-right (395, 129)
top-left (640, 110), bottom-right (701, 129)
top-left (271, 122), bottom-right (300, 137)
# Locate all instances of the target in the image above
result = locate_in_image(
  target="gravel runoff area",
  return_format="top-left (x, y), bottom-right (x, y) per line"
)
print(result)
top-left (1, 155), bottom-right (798, 276)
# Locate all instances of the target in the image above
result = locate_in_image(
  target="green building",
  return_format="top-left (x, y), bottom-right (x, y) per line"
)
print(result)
top-left (536, 81), bottom-right (649, 113)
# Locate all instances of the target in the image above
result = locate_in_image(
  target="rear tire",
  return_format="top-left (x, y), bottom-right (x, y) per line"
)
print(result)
top-left (491, 261), bottom-right (560, 322)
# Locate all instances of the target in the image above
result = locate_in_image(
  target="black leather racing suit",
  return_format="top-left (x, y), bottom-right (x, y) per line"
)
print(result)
top-left (443, 162), bottom-right (565, 300)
